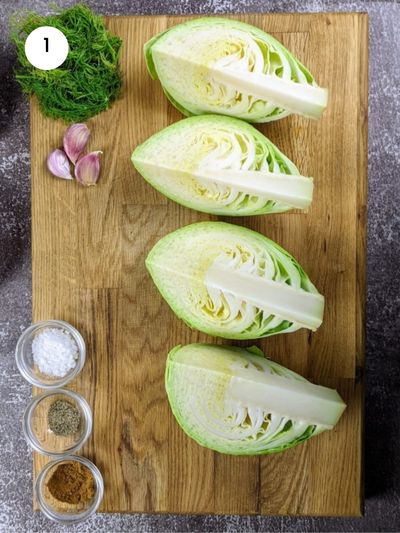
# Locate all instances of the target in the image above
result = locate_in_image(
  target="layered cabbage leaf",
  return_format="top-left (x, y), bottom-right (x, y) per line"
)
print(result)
top-left (145, 17), bottom-right (328, 123)
top-left (146, 222), bottom-right (324, 339)
top-left (132, 115), bottom-right (313, 215)
top-left (166, 343), bottom-right (346, 455)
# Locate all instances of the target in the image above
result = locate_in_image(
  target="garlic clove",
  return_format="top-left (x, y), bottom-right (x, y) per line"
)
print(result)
top-left (47, 149), bottom-right (73, 180)
top-left (63, 123), bottom-right (90, 164)
top-left (75, 151), bottom-right (102, 186)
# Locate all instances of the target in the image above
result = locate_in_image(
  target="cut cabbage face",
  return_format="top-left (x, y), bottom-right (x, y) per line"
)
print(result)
top-left (146, 222), bottom-right (324, 339)
top-left (145, 17), bottom-right (328, 123)
top-left (132, 115), bottom-right (313, 215)
top-left (166, 344), bottom-right (346, 455)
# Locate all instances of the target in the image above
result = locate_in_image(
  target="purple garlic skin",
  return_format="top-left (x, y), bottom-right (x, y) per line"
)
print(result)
top-left (63, 123), bottom-right (90, 165)
top-left (47, 149), bottom-right (73, 180)
top-left (75, 151), bottom-right (102, 186)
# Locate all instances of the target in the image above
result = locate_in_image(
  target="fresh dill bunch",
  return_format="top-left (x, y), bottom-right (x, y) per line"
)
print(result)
top-left (10, 4), bottom-right (123, 122)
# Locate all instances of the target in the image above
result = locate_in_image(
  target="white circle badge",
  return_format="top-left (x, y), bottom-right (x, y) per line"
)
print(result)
top-left (24, 26), bottom-right (69, 70)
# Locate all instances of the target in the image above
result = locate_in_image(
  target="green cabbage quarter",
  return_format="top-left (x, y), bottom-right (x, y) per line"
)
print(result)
top-left (146, 222), bottom-right (324, 339)
top-left (166, 344), bottom-right (346, 455)
top-left (145, 17), bottom-right (328, 122)
top-left (132, 115), bottom-right (313, 215)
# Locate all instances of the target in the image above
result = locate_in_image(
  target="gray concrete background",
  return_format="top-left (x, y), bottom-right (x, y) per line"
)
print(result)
top-left (1, 0), bottom-right (399, 531)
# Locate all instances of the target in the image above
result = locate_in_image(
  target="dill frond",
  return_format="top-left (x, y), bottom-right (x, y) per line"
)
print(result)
top-left (10, 4), bottom-right (123, 122)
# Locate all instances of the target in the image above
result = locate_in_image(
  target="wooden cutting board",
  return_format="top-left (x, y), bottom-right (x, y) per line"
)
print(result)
top-left (30, 13), bottom-right (367, 516)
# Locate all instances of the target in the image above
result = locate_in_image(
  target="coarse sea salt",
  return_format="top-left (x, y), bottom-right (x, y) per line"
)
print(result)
top-left (32, 328), bottom-right (78, 378)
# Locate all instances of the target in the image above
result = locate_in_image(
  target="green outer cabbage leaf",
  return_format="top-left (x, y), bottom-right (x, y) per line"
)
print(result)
top-left (146, 222), bottom-right (324, 340)
top-left (132, 115), bottom-right (312, 216)
top-left (144, 17), bottom-right (325, 123)
top-left (166, 343), bottom-right (346, 455)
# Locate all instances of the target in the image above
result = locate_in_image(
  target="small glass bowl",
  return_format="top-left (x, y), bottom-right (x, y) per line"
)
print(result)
top-left (35, 455), bottom-right (104, 524)
top-left (22, 389), bottom-right (92, 457)
top-left (15, 320), bottom-right (85, 388)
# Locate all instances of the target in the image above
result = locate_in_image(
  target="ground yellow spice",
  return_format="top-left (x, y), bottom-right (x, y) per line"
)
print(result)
top-left (47, 462), bottom-right (94, 505)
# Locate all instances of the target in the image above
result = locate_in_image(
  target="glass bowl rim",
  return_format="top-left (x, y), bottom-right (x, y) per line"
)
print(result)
top-left (15, 319), bottom-right (86, 389)
top-left (22, 388), bottom-right (93, 458)
top-left (35, 455), bottom-right (104, 524)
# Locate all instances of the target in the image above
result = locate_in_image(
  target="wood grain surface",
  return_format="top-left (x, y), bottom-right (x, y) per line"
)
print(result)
top-left (30, 13), bottom-right (368, 516)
